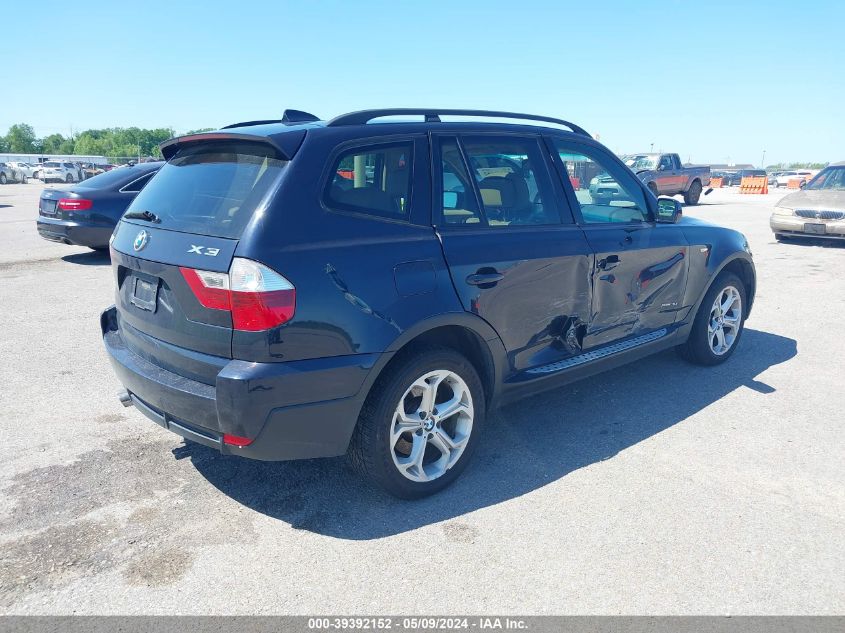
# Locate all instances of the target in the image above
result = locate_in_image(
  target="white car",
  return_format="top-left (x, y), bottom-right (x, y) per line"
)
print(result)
top-left (774, 170), bottom-right (814, 188)
top-left (38, 161), bottom-right (80, 183)
top-left (7, 162), bottom-right (37, 182)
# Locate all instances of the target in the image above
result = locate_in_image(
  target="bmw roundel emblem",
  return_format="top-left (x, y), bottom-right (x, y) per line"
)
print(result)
top-left (133, 230), bottom-right (149, 252)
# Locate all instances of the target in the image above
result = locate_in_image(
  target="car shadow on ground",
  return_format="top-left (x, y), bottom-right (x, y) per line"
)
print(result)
top-left (61, 250), bottom-right (111, 266)
top-left (183, 328), bottom-right (796, 540)
top-left (776, 237), bottom-right (845, 249)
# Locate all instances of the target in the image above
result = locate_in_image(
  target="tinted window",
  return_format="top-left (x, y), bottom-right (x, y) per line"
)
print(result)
top-left (806, 166), bottom-right (845, 190)
top-left (77, 166), bottom-right (159, 190)
top-left (121, 172), bottom-right (155, 193)
top-left (554, 142), bottom-right (649, 224)
top-left (447, 136), bottom-right (559, 227)
top-left (439, 138), bottom-right (482, 225)
top-left (325, 142), bottom-right (412, 220)
top-left (125, 142), bottom-right (286, 239)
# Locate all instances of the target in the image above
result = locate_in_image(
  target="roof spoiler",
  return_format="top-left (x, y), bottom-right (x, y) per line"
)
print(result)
top-left (159, 129), bottom-right (307, 161)
top-left (221, 109), bottom-right (321, 130)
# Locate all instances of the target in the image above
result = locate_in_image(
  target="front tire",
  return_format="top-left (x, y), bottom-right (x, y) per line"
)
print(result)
top-left (679, 272), bottom-right (746, 366)
top-left (65, 174), bottom-right (74, 183)
top-left (349, 346), bottom-right (485, 499)
top-left (20, 174), bottom-right (27, 184)
top-left (0, 173), bottom-right (6, 185)
top-left (684, 180), bottom-right (702, 205)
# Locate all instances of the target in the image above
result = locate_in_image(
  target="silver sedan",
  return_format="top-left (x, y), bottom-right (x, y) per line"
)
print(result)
top-left (770, 161), bottom-right (845, 241)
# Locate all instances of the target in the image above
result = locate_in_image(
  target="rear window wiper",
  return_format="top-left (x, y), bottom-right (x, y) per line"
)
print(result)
top-left (124, 210), bottom-right (161, 223)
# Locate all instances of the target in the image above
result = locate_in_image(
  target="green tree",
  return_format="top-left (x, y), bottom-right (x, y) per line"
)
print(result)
top-left (5, 124), bottom-right (38, 153)
top-left (41, 133), bottom-right (69, 154)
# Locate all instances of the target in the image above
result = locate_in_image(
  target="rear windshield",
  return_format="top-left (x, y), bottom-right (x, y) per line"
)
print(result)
top-left (124, 142), bottom-right (287, 239)
top-left (78, 165), bottom-right (160, 190)
top-left (43, 162), bottom-right (61, 168)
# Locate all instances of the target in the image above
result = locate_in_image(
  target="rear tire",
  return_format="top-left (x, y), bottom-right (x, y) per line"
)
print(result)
top-left (0, 173), bottom-right (6, 185)
top-left (20, 174), bottom-right (27, 184)
top-left (349, 346), bottom-right (485, 499)
top-left (684, 180), bottom-right (702, 205)
top-left (678, 272), bottom-right (746, 366)
top-left (65, 174), bottom-right (73, 183)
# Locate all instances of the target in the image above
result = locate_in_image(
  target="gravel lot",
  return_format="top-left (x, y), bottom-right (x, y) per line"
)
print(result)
top-left (0, 182), bottom-right (842, 614)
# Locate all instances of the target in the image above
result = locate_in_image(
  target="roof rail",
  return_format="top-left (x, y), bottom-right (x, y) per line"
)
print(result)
top-left (222, 109), bottom-right (321, 130)
top-left (326, 109), bottom-right (590, 137)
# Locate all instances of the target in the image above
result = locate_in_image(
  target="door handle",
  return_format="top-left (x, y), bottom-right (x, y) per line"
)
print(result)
top-left (466, 271), bottom-right (505, 286)
top-left (597, 255), bottom-right (620, 270)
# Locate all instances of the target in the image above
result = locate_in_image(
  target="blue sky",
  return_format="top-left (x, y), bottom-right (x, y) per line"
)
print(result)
top-left (2, 0), bottom-right (842, 165)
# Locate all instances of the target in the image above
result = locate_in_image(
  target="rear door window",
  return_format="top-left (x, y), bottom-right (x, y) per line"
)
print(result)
top-left (440, 135), bottom-right (560, 227)
top-left (125, 142), bottom-right (287, 239)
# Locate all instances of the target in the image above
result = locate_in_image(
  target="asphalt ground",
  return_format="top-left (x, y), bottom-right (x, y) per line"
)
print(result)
top-left (0, 182), bottom-right (842, 614)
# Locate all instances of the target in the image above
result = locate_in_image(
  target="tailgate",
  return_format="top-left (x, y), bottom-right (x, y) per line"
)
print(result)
top-left (111, 221), bottom-right (238, 376)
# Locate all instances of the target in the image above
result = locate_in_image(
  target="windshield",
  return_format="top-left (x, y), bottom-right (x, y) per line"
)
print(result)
top-left (621, 155), bottom-right (657, 171)
top-left (805, 166), bottom-right (845, 191)
top-left (79, 164), bottom-right (161, 190)
top-left (124, 142), bottom-right (287, 239)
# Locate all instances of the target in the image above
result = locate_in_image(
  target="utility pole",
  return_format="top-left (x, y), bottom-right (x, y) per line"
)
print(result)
top-left (761, 150), bottom-right (766, 169)
top-left (650, 142), bottom-right (654, 152)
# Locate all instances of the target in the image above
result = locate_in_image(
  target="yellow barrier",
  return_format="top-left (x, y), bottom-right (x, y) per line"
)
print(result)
top-left (740, 176), bottom-right (768, 194)
top-left (787, 178), bottom-right (803, 189)
top-left (710, 177), bottom-right (723, 188)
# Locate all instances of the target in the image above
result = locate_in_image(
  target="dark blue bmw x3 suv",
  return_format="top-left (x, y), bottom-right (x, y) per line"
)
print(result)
top-left (102, 108), bottom-right (756, 498)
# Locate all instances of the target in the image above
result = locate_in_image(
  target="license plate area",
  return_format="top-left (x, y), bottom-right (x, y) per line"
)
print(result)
top-left (803, 223), bottom-right (826, 235)
top-left (130, 275), bottom-right (159, 312)
top-left (40, 199), bottom-right (57, 215)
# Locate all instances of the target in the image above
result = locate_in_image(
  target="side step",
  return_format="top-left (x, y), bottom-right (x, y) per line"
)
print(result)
top-left (526, 328), bottom-right (668, 375)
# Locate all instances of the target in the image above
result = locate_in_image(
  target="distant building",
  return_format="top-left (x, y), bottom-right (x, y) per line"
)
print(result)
top-left (0, 152), bottom-right (108, 165)
top-left (707, 163), bottom-right (755, 171)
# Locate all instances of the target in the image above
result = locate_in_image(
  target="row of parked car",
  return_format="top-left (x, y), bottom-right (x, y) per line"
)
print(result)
top-left (710, 168), bottom-right (818, 188)
top-left (0, 160), bottom-right (140, 185)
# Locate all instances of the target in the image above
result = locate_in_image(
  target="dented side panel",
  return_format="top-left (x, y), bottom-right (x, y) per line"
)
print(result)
top-left (436, 225), bottom-right (593, 374)
top-left (582, 223), bottom-right (690, 349)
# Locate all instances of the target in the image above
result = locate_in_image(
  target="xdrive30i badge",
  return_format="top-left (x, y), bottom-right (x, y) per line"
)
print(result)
top-left (133, 230), bottom-right (149, 252)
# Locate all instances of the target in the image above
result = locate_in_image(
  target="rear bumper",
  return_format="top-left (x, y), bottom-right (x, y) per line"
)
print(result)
top-left (101, 307), bottom-right (379, 460)
top-left (37, 216), bottom-right (113, 248)
top-left (770, 215), bottom-right (845, 239)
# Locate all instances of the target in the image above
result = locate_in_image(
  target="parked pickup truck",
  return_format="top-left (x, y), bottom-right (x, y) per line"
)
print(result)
top-left (622, 153), bottom-right (710, 205)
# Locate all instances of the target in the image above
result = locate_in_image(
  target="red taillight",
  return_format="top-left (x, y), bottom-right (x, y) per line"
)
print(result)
top-left (222, 433), bottom-right (253, 447)
top-left (58, 198), bottom-right (92, 211)
top-left (179, 267), bottom-right (230, 311)
top-left (230, 288), bottom-right (296, 331)
top-left (179, 258), bottom-right (296, 331)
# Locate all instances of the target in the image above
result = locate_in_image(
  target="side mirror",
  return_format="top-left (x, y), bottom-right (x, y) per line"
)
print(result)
top-left (443, 191), bottom-right (459, 209)
top-left (656, 197), bottom-right (683, 223)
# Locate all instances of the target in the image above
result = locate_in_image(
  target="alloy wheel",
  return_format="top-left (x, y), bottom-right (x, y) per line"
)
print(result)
top-left (708, 286), bottom-right (742, 355)
top-left (390, 369), bottom-right (474, 483)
